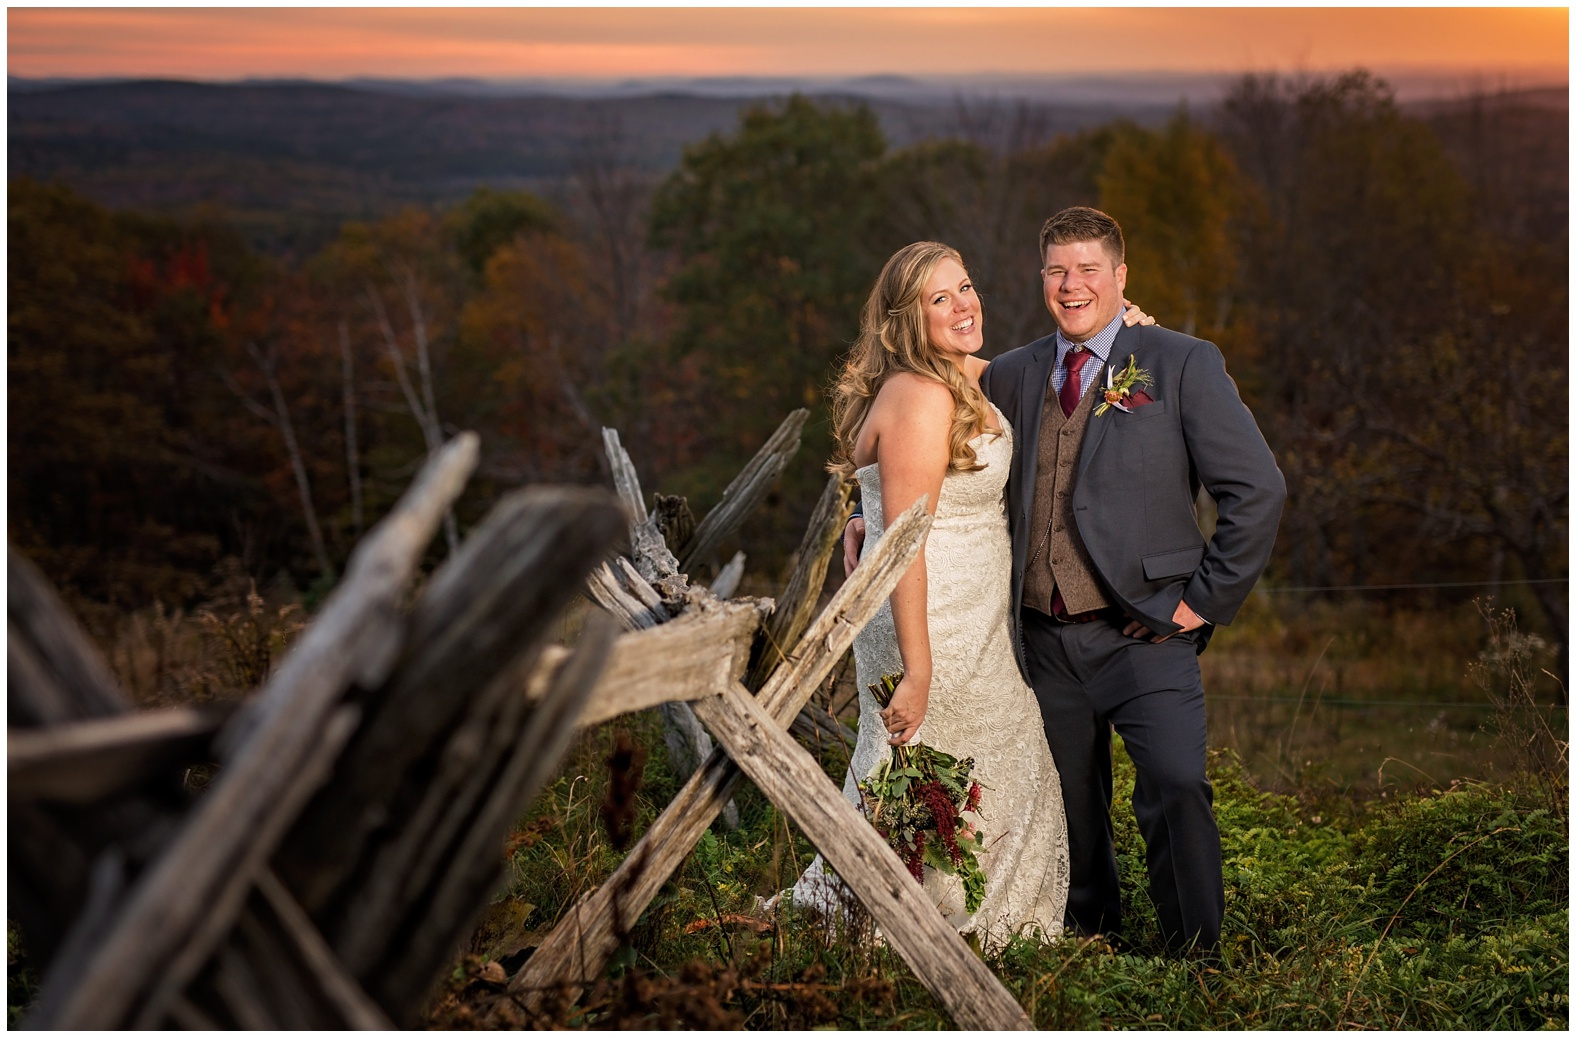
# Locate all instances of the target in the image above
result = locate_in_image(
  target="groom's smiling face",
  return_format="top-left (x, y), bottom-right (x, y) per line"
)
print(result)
top-left (1042, 240), bottom-right (1128, 343)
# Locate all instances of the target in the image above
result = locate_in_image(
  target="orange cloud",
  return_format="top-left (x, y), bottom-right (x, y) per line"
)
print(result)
top-left (7, 8), bottom-right (1568, 81)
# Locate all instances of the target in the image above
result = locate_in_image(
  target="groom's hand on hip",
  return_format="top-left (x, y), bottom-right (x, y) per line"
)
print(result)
top-left (1123, 599), bottom-right (1208, 643)
top-left (843, 516), bottom-right (866, 577)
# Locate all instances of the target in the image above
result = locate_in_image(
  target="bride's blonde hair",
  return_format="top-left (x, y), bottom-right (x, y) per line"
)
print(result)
top-left (829, 241), bottom-right (994, 480)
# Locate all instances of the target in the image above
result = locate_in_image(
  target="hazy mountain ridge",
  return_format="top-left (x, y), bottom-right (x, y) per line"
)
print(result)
top-left (12, 68), bottom-right (1562, 102)
top-left (7, 78), bottom-right (1173, 250)
top-left (8, 76), bottom-right (1564, 253)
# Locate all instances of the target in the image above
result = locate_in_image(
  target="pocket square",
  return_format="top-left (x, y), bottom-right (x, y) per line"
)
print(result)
top-left (1108, 389), bottom-right (1155, 413)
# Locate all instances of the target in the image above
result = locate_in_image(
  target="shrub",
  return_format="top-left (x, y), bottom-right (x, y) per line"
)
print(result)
top-left (1348, 783), bottom-right (1567, 941)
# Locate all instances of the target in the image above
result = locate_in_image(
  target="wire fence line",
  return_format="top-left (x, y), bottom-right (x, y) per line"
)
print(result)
top-left (1207, 693), bottom-right (1569, 712)
top-left (1259, 577), bottom-right (1567, 594)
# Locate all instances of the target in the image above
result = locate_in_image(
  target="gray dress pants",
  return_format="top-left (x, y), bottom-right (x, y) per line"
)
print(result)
top-left (1020, 607), bottom-right (1224, 953)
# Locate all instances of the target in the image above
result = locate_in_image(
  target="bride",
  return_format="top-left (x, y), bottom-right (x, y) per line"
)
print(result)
top-left (787, 241), bottom-right (1145, 950)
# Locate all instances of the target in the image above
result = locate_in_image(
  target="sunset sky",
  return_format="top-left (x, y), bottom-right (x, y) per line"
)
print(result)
top-left (7, 7), bottom-right (1568, 84)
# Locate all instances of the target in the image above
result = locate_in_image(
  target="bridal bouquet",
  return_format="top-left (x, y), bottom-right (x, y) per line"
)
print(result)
top-left (857, 673), bottom-right (988, 913)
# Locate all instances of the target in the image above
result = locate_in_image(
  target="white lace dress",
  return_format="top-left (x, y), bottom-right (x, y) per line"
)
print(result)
top-left (791, 406), bottom-right (1070, 951)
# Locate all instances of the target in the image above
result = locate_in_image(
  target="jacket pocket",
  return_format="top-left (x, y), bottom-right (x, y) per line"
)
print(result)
top-left (1142, 545), bottom-right (1203, 581)
top-left (1119, 399), bottom-right (1167, 421)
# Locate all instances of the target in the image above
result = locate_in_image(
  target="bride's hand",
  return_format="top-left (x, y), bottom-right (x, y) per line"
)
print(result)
top-left (880, 674), bottom-right (929, 745)
top-left (1121, 300), bottom-right (1157, 326)
top-left (843, 515), bottom-right (866, 577)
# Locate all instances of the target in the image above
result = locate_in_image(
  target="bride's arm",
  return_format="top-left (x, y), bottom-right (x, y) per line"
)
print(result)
top-left (867, 374), bottom-right (952, 746)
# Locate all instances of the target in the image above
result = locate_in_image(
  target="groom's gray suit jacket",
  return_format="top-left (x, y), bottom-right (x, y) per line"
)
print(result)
top-left (980, 322), bottom-right (1285, 653)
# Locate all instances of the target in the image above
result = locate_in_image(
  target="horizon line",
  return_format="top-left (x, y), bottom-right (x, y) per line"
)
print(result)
top-left (11, 66), bottom-right (1568, 98)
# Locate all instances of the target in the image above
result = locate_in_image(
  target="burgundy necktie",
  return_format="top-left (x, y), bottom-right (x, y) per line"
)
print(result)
top-left (1059, 346), bottom-right (1093, 417)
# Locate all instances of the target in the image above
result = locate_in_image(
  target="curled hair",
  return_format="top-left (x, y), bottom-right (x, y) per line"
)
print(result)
top-left (829, 241), bottom-right (995, 481)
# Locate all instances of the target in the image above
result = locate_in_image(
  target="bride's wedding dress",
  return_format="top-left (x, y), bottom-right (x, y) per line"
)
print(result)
top-left (791, 406), bottom-right (1070, 950)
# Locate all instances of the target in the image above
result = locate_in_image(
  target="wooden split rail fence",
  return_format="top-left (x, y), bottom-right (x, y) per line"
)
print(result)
top-left (9, 415), bottom-right (1035, 1030)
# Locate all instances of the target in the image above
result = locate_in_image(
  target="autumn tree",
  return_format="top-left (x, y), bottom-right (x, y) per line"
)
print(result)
top-left (566, 108), bottom-right (664, 347)
top-left (315, 207), bottom-right (470, 551)
top-left (449, 187), bottom-right (557, 281)
top-left (1369, 246), bottom-right (1567, 643)
top-left (1217, 70), bottom-right (1565, 643)
top-left (218, 270), bottom-right (347, 587)
top-left (882, 119), bottom-right (1129, 355)
top-left (455, 223), bottom-right (609, 484)
top-left (556, 110), bottom-right (675, 460)
top-left (1098, 111), bottom-right (1245, 344)
top-left (7, 179), bottom-right (276, 605)
top-left (648, 95), bottom-right (896, 568)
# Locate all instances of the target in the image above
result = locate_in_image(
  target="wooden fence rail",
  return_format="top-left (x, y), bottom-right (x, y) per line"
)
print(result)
top-left (11, 435), bottom-right (630, 1028)
top-left (10, 413), bottom-right (1041, 1030)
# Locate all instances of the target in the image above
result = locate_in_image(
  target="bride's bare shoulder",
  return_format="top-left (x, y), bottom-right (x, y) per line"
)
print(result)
top-left (856, 373), bottom-right (954, 467)
top-left (873, 371), bottom-right (954, 415)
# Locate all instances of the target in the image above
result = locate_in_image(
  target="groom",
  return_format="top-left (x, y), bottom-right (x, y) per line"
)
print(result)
top-left (977, 207), bottom-right (1284, 954)
top-left (845, 207), bottom-right (1283, 953)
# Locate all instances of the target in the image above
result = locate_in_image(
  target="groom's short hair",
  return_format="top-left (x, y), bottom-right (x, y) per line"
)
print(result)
top-left (1040, 207), bottom-right (1125, 268)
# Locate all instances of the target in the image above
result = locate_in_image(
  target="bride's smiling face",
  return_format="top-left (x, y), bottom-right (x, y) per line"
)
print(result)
top-left (922, 258), bottom-right (983, 364)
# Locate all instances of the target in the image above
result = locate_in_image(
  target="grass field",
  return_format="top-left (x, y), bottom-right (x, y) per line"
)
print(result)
top-left (428, 594), bottom-right (1566, 1029)
top-left (442, 716), bottom-right (1565, 1028)
top-left (10, 586), bottom-right (1567, 1029)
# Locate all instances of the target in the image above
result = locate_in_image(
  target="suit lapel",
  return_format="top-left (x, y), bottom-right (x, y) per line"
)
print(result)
top-left (1076, 323), bottom-right (1138, 480)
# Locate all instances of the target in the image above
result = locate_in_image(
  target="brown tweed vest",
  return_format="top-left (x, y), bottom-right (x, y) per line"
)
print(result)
top-left (1022, 369), bottom-right (1111, 616)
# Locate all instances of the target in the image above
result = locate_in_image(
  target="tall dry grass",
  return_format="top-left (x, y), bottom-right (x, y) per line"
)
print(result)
top-left (1201, 592), bottom-right (1564, 795)
top-left (67, 558), bottom-right (305, 708)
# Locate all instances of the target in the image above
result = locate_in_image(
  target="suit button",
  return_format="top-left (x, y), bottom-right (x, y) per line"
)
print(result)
top-left (1054, 523), bottom-right (1063, 531)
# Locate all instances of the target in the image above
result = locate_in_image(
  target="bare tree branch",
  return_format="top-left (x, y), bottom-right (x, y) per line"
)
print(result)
top-left (233, 342), bottom-right (333, 579)
top-left (339, 320), bottom-right (364, 536)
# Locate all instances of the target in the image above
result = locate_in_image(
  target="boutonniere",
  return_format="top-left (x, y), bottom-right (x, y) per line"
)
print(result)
top-left (1094, 354), bottom-right (1154, 416)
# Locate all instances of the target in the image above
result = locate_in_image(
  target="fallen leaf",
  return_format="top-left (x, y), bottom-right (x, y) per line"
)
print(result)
top-left (684, 914), bottom-right (773, 935)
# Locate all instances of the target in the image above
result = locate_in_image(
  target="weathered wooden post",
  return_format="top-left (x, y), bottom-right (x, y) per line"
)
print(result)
top-left (514, 483), bottom-right (1039, 1029)
top-left (511, 408), bottom-right (1041, 1029)
top-left (511, 499), bottom-right (929, 1006)
top-left (588, 410), bottom-right (814, 829)
top-left (13, 414), bottom-right (1043, 1030)
top-left (10, 435), bottom-right (633, 1029)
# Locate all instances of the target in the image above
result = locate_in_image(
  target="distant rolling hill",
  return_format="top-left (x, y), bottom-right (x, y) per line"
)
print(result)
top-left (8, 80), bottom-right (756, 250)
top-left (8, 77), bottom-right (1563, 254)
top-left (6, 78), bottom-right (1177, 251)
